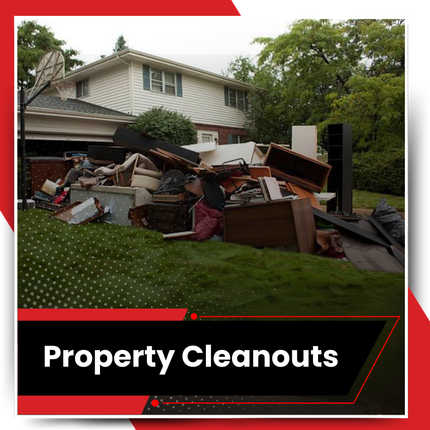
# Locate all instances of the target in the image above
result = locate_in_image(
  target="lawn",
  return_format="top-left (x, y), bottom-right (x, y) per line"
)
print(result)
top-left (18, 209), bottom-right (404, 318)
top-left (353, 189), bottom-right (405, 212)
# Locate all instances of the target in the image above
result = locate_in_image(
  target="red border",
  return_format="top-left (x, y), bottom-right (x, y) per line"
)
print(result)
top-left (18, 308), bottom-right (188, 321)
top-left (18, 395), bottom-right (149, 415)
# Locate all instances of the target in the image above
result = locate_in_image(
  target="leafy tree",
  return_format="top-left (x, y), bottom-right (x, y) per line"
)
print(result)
top-left (113, 35), bottom-right (128, 53)
top-left (17, 20), bottom-right (84, 88)
top-left (227, 19), bottom-right (405, 151)
top-left (226, 56), bottom-right (256, 84)
top-left (130, 107), bottom-right (197, 146)
top-left (324, 74), bottom-right (405, 151)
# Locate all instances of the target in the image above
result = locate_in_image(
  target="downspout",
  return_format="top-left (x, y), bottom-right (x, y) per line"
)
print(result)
top-left (116, 53), bottom-right (134, 116)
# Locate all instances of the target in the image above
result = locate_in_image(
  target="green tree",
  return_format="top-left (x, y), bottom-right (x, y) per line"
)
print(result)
top-left (130, 107), bottom-right (197, 146)
top-left (227, 19), bottom-right (405, 150)
top-left (226, 56), bottom-right (256, 84)
top-left (325, 74), bottom-right (405, 151)
top-left (113, 35), bottom-right (128, 53)
top-left (17, 20), bottom-right (84, 87)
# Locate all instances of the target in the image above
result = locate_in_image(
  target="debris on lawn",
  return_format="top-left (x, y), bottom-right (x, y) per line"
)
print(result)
top-left (24, 127), bottom-right (405, 273)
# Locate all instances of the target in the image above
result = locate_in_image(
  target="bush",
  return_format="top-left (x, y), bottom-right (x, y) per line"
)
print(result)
top-left (130, 107), bottom-right (197, 146)
top-left (353, 149), bottom-right (405, 196)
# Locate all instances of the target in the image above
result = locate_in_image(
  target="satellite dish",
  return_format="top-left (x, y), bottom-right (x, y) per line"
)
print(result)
top-left (27, 49), bottom-right (68, 99)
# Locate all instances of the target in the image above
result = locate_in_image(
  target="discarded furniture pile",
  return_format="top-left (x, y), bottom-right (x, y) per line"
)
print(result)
top-left (28, 126), bottom-right (405, 273)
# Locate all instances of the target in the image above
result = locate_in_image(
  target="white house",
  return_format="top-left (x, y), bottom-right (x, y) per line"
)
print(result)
top-left (56, 48), bottom-right (252, 145)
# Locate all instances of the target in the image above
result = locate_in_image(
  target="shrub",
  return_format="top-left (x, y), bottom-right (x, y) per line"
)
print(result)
top-left (130, 107), bottom-right (197, 146)
top-left (353, 149), bottom-right (405, 196)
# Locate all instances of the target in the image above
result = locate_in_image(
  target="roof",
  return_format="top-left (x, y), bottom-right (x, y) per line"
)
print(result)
top-left (25, 95), bottom-right (136, 120)
top-left (65, 48), bottom-right (253, 91)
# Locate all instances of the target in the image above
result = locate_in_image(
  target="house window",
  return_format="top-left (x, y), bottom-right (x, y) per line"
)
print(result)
top-left (228, 134), bottom-right (245, 144)
top-left (144, 65), bottom-right (182, 96)
top-left (225, 86), bottom-right (248, 110)
top-left (201, 133), bottom-right (214, 143)
top-left (76, 79), bottom-right (89, 98)
top-left (151, 69), bottom-right (163, 92)
top-left (197, 130), bottom-right (219, 143)
top-left (164, 72), bottom-right (176, 95)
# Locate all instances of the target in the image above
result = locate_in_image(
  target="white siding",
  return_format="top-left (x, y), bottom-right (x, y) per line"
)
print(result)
top-left (21, 112), bottom-right (130, 141)
top-left (131, 61), bottom-right (246, 128)
top-left (73, 65), bottom-right (131, 114)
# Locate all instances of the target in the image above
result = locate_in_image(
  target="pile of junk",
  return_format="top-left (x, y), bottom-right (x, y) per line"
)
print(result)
top-left (25, 126), bottom-right (405, 274)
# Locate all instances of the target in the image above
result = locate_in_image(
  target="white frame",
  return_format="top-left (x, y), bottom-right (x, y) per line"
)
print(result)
top-left (76, 78), bottom-right (89, 98)
top-left (151, 68), bottom-right (176, 95)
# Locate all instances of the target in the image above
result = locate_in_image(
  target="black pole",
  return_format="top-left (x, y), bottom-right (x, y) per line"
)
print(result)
top-left (20, 86), bottom-right (27, 211)
top-left (19, 80), bottom-right (51, 211)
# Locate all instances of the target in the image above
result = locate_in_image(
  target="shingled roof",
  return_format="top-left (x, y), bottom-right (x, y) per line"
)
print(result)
top-left (26, 95), bottom-right (136, 119)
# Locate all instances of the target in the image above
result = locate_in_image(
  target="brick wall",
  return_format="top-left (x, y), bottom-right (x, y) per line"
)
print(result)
top-left (194, 123), bottom-right (248, 144)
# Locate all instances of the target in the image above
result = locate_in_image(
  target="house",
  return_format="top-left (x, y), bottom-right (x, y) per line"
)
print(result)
top-left (53, 48), bottom-right (252, 145)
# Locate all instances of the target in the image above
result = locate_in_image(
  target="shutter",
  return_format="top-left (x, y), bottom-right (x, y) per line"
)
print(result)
top-left (244, 92), bottom-right (249, 110)
top-left (227, 133), bottom-right (233, 144)
top-left (224, 86), bottom-right (229, 106)
top-left (176, 73), bottom-right (183, 97)
top-left (143, 65), bottom-right (151, 91)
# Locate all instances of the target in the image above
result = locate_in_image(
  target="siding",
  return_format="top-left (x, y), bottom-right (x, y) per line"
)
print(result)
top-left (131, 61), bottom-right (246, 129)
top-left (72, 65), bottom-right (131, 114)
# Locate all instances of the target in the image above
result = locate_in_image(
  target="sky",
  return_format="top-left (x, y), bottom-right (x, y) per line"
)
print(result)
top-left (16, 15), bottom-right (298, 74)
top-left (15, 14), bottom-right (296, 76)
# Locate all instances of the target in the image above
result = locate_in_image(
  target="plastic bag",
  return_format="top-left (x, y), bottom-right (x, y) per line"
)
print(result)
top-left (371, 198), bottom-right (405, 247)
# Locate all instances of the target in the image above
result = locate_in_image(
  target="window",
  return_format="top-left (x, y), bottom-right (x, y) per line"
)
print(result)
top-left (228, 134), bottom-right (245, 144)
top-left (197, 130), bottom-right (219, 143)
top-left (76, 79), bottom-right (89, 98)
top-left (164, 72), bottom-right (176, 95)
top-left (201, 133), bottom-right (214, 143)
top-left (143, 65), bottom-right (182, 97)
top-left (224, 86), bottom-right (248, 110)
top-left (151, 69), bottom-right (163, 92)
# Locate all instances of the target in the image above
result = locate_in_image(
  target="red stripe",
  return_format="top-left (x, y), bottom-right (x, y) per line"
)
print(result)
top-left (18, 395), bottom-right (149, 415)
top-left (199, 315), bottom-right (401, 318)
top-left (18, 308), bottom-right (187, 321)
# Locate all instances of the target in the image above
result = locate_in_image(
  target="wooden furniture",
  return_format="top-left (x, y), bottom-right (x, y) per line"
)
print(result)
top-left (223, 198), bottom-right (317, 253)
top-left (147, 203), bottom-right (190, 234)
top-left (263, 143), bottom-right (331, 193)
top-left (27, 157), bottom-right (73, 197)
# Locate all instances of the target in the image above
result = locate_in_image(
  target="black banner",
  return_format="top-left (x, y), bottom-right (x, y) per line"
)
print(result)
top-left (18, 320), bottom-right (385, 397)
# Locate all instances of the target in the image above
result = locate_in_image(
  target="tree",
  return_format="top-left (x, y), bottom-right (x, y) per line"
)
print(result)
top-left (325, 74), bottom-right (405, 151)
top-left (130, 107), bottom-right (197, 146)
top-left (17, 20), bottom-right (84, 87)
top-left (227, 19), bottom-right (405, 150)
top-left (225, 56), bottom-right (256, 84)
top-left (113, 35), bottom-right (128, 53)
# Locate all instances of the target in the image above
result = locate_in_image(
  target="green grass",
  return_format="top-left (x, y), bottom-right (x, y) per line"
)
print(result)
top-left (317, 153), bottom-right (405, 212)
top-left (18, 209), bottom-right (404, 318)
top-left (353, 189), bottom-right (405, 212)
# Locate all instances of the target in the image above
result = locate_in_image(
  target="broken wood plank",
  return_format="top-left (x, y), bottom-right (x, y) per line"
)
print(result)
top-left (113, 127), bottom-right (200, 164)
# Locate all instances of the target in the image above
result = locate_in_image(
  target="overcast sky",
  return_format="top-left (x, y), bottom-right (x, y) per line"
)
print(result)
top-left (15, 14), bottom-right (296, 75)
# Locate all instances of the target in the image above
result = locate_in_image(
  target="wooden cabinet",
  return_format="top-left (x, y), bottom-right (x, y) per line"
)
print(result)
top-left (27, 157), bottom-right (73, 197)
top-left (223, 198), bottom-right (317, 253)
top-left (147, 203), bottom-right (190, 233)
top-left (263, 143), bottom-right (331, 193)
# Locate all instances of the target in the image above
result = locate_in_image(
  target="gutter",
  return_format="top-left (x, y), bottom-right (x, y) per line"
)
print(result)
top-left (19, 106), bottom-right (137, 123)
